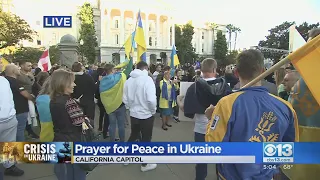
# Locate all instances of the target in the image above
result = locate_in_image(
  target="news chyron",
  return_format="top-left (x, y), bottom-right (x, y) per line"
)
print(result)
top-left (43, 16), bottom-right (72, 28)
top-left (263, 142), bottom-right (294, 163)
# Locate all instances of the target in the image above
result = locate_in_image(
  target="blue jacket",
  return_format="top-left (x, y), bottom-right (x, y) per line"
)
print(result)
top-left (206, 87), bottom-right (299, 180)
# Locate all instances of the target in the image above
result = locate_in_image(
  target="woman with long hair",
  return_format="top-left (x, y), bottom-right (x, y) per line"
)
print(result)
top-left (36, 71), bottom-right (50, 87)
top-left (36, 77), bottom-right (54, 142)
top-left (50, 69), bottom-right (87, 180)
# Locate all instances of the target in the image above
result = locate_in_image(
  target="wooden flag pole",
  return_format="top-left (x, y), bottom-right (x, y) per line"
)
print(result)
top-left (242, 56), bottom-right (290, 88)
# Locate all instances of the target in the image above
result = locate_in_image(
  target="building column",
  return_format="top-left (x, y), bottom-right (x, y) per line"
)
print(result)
top-left (101, 9), bottom-right (106, 44)
top-left (145, 13), bottom-right (149, 47)
top-left (167, 18), bottom-right (171, 48)
top-left (172, 18), bottom-right (175, 46)
top-left (197, 31), bottom-right (201, 54)
top-left (156, 15), bottom-right (160, 48)
top-left (107, 10), bottom-right (112, 45)
top-left (120, 12), bottom-right (125, 46)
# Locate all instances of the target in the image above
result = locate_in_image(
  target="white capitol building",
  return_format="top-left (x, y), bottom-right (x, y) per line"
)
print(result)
top-left (3, 0), bottom-right (227, 64)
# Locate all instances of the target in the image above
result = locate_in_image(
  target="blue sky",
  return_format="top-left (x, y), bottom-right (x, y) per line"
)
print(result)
top-left (172, 0), bottom-right (320, 49)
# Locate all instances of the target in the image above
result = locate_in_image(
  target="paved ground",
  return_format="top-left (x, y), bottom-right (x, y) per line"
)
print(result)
top-left (5, 109), bottom-right (217, 180)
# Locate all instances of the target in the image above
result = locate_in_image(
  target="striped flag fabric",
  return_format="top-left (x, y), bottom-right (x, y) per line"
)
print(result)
top-left (38, 48), bottom-right (51, 72)
top-left (134, 11), bottom-right (147, 63)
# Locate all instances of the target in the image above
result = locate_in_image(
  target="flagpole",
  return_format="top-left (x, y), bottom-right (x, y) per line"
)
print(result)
top-left (130, 10), bottom-right (139, 61)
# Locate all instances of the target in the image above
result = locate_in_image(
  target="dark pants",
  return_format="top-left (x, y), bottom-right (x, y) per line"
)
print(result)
top-left (194, 132), bottom-right (207, 180)
top-left (128, 116), bottom-right (154, 166)
top-left (103, 113), bottom-right (109, 136)
top-left (156, 86), bottom-right (160, 112)
top-left (98, 105), bottom-right (109, 132)
top-left (173, 106), bottom-right (179, 117)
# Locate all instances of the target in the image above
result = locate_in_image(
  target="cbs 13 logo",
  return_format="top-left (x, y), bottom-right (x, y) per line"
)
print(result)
top-left (264, 143), bottom-right (293, 157)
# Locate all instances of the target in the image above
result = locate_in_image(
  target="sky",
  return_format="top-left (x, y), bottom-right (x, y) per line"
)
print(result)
top-left (11, 0), bottom-right (320, 49)
top-left (169, 0), bottom-right (320, 49)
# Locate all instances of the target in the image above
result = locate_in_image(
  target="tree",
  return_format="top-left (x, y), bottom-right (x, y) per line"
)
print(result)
top-left (226, 50), bottom-right (239, 65)
top-left (78, 3), bottom-right (98, 64)
top-left (49, 45), bottom-right (59, 65)
top-left (214, 30), bottom-right (228, 66)
top-left (175, 23), bottom-right (197, 64)
top-left (226, 24), bottom-right (236, 52)
top-left (0, 10), bottom-right (34, 49)
top-left (233, 27), bottom-right (241, 51)
top-left (11, 47), bottom-right (43, 63)
top-left (258, 21), bottom-right (320, 61)
top-left (210, 23), bottom-right (219, 56)
top-left (2, 46), bottom-right (59, 64)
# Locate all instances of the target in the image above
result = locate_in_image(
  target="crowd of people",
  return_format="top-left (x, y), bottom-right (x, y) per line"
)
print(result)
top-left (0, 28), bottom-right (319, 180)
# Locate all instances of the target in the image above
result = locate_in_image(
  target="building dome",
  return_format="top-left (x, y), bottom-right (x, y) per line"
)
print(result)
top-left (60, 34), bottom-right (77, 44)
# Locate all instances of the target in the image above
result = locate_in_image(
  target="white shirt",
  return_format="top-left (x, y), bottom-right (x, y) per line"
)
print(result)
top-left (152, 71), bottom-right (159, 82)
top-left (123, 69), bottom-right (157, 119)
top-left (193, 77), bottom-right (216, 134)
top-left (0, 76), bottom-right (16, 122)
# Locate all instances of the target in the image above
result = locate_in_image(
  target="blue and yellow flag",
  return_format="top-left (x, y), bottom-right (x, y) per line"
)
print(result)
top-left (124, 31), bottom-right (136, 59)
top-left (134, 11), bottom-right (146, 63)
top-left (169, 45), bottom-right (180, 77)
top-left (170, 45), bottom-right (180, 67)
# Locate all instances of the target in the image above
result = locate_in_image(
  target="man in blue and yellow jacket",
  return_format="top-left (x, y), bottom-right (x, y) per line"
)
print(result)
top-left (100, 60), bottom-right (132, 142)
top-left (206, 49), bottom-right (299, 180)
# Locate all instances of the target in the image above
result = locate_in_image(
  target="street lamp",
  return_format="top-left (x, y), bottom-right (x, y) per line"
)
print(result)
top-left (80, 39), bottom-right (84, 62)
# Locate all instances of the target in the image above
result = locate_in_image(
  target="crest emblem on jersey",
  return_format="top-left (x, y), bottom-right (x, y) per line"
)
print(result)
top-left (210, 115), bottom-right (220, 130)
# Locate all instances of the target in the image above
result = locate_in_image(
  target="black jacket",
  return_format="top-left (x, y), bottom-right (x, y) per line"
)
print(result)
top-left (50, 95), bottom-right (82, 142)
top-left (184, 77), bottom-right (232, 119)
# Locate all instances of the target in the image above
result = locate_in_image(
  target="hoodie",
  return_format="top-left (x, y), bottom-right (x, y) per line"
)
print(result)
top-left (123, 69), bottom-right (157, 119)
top-left (0, 76), bottom-right (16, 122)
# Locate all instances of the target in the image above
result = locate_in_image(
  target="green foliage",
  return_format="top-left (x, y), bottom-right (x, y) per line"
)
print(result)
top-left (49, 45), bottom-right (59, 65)
top-left (225, 50), bottom-right (239, 65)
top-left (11, 47), bottom-right (43, 63)
top-left (78, 3), bottom-right (98, 64)
top-left (175, 23), bottom-right (197, 64)
top-left (258, 21), bottom-right (320, 61)
top-left (214, 30), bottom-right (228, 66)
top-left (3, 46), bottom-right (59, 64)
top-left (0, 9), bottom-right (35, 49)
top-left (226, 24), bottom-right (241, 51)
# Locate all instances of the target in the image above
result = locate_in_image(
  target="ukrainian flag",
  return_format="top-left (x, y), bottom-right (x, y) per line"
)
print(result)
top-left (281, 32), bottom-right (320, 180)
top-left (170, 45), bottom-right (180, 67)
top-left (124, 31), bottom-right (136, 59)
top-left (115, 31), bottom-right (136, 69)
top-left (169, 45), bottom-right (180, 77)
top-left (100, 56), bottom-right (133, 114)
top-left (134, 11), bottom-right (146, 63)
